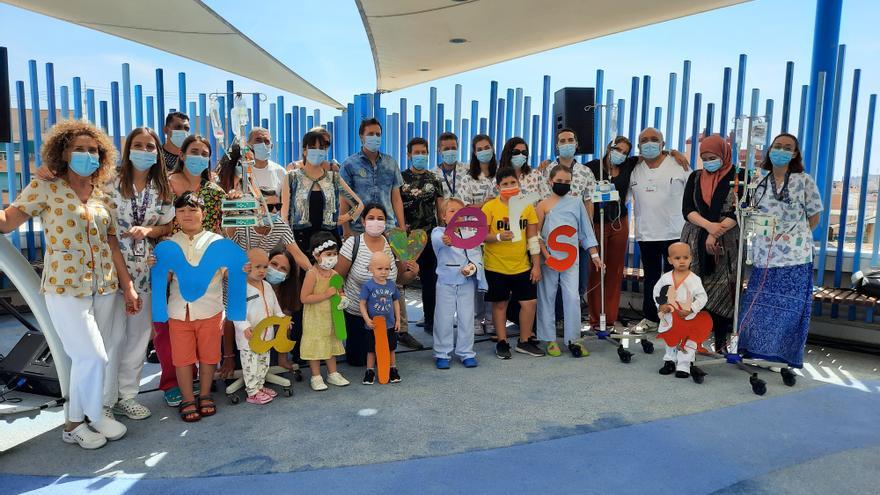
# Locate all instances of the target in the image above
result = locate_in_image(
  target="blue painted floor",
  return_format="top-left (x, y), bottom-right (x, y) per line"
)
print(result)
top-left (3, 381), bottom-right (879, 495)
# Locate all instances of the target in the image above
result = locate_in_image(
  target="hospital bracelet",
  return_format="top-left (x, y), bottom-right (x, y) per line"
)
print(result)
top-left (590, 253), bottom-right (599, 259)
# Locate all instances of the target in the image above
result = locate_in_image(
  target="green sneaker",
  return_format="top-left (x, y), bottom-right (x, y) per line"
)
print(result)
top-left (568, 341), bottom-right (589, 358)
top-left (546, 341), bottom-right (562, 357)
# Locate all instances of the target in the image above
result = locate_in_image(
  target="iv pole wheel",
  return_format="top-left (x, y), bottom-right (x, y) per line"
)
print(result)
top-left (617, 346), bottom-right (633, 363)
top-left (749, 373), bottom-right (767, 395)
top-left (781, 367), bottom-right (797, 387)
top-left (640, 340), bottom-right (654, 354)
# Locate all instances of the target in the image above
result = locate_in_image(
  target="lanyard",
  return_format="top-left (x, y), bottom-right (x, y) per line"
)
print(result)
top-left (442, 166), bottom-right (457, 196)
top-left (131, 185), bottom-right (151, 226)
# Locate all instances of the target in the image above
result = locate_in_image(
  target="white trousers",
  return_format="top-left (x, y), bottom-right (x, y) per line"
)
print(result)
top-left (537, 265), bottom-right (581, 344)
top-left (240, 349), bottom-right (270, 396)
top-left (115, 291), bottom-right (153, 400)
top-left (432, 282), bottom-right (476, 360)
top-left (663, 339), bottom-right (697, 373)
top-left (44, 292), bottom-right (120, 423)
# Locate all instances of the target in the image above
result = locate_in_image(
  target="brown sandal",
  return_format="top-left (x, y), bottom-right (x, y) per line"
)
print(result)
top-left (179, 401), bottom-right (201, 422)
top-left (198, 395), bottom-right (216, 417)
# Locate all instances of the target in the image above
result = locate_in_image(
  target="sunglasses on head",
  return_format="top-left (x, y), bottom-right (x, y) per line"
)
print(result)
top-left (511, 149), bottom-right (529, 157)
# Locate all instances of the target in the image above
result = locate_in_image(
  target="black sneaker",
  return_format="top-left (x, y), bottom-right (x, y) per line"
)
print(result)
top-left (495, 340), bottom-right (512, 360)
top-left (515, 339), bottom-right (546, 357)
top-left (363, 369), bottom-right (376, 385)
top-left (398, 332), bottom-right (424, 350)
top-left (659, 361), bottom-right (676, 375)
top-left (675, 370), bottom-right (690, 379)
top-left (389, 367), bottom-right (401, 383)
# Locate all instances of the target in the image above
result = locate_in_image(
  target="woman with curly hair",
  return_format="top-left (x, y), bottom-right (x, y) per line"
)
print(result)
top-left (0, 120), bottom-right (139, 449)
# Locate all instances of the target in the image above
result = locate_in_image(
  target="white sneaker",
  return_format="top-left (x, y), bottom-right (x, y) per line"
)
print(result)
top-left (112, 398), bottom-right (152, 420)
top-left (326, 372), bottom-right (350, 387)
top-left (632, 319), bottom-right (656, 334)
top-left (310, 375), bottom-right (328, 391)
top-left (90, 417), bottom-right (127, 441)
top-left (62, 423), bottom-right (107, 449)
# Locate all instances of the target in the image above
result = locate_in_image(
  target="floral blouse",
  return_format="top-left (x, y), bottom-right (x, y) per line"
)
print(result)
top-left (541, 160), bottom-right (596, 202)
top-left (107, 179), bottom-right (175, 294)
top-left (401, 169), bottom-right (443, 231)
top-left (459, 174), bottom-right (497, 205)
top-left (13, 179), bottom-right (118, 297)
top-left (519, 168), bottom-right (547, 201)
top-left (749, 172), bottom-right (823, 269)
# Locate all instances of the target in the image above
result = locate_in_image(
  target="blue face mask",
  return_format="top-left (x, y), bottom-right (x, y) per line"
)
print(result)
top-left (609, 150), bottom-right (627, 166)
top-left (363, 135), bottom-right (382, 152)
top-left (558, 143), bottom-right (577, 159)
top-left (769, 149), bottom-right (794, 168)
top-left (69, 151), bottom-right (101, 177)
top-left (306, 148), bottom-right (327, 165)
top-left (185, 155), bottom-right (210, 176)
top-left (511, 155), bottom-right (528, 167)
top-left (476, 149), bottom-right (493, 163)
top-left (265, 266), bottom-right (288, 285)
top-left (129, 150), bottom-right (157, 171)
top-left (253, 142), bottom-right (271, 161)
top-left (441, 150), bottom-right (458, 166)
top-left (170, 130), bottom-right (188, 148)
top-left (411, 154), bottom-right (429, 170)
top-left (640, 141), bottom-right (662, 160)
top-left (702, 159), bottom-right (722, 173)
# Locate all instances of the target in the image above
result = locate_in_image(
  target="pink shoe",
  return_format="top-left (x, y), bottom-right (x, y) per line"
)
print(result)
top-left (246, 391), bottom-right (273, 405)
top-left (260, 387), bottom-right (278, 398)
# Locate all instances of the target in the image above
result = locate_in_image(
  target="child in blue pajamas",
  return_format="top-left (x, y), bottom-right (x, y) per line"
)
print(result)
top-left (431, 198), bottom-right (487, 369)
top-left (536, 165), bottom-right (603, 357)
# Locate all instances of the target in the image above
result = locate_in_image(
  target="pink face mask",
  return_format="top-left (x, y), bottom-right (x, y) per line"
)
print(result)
top-left (365, 219), bottom-right (386, 237)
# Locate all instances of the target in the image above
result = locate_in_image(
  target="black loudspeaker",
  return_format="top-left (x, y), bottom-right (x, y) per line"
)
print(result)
top-left (0, 47), bottom-right (11, 143)
top-left (0, 330), bottom-right (61, 397)
top-left (553, 87), bottom-right (595, 155)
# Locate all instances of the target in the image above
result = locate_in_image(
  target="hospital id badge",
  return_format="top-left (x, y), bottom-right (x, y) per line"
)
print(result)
top-left (132, 238), bottom-right (146, 257)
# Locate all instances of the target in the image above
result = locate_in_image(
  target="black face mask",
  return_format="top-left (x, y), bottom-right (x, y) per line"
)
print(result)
top-left (552, 183), bottom-right (571, 196)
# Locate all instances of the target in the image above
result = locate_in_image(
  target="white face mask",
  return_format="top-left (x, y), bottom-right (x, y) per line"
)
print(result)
top-left (319, 255), bottom-right (338, 270)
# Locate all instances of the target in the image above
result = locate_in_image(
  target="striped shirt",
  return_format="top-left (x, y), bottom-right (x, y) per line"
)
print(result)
top-left (230, 216), bottom-right (296, 253)
top-left (339, 234), bottom-right (398, 315)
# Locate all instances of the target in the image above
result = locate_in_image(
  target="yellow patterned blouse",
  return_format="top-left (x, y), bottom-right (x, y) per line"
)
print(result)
top-left (12, 179), bottom-right (119, 297)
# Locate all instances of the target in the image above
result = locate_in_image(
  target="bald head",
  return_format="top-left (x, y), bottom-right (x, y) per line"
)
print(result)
top-left (668, 242), bottom-right (691, 258)
top-left (247, 248), bottom-right (269, 265)
top-left (369, 251), bottom-right (391, 271)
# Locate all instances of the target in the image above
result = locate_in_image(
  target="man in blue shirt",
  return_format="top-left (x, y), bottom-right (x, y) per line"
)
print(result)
top-left (340, 118), bottom-right (406, 237)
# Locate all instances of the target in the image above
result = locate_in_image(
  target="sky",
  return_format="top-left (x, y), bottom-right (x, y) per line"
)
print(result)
top-left (0, 0), bottom-right (878, 177)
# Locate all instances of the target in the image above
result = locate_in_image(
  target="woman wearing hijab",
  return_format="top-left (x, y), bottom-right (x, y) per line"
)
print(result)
top-left (680, 134), bottom-right (740, 351)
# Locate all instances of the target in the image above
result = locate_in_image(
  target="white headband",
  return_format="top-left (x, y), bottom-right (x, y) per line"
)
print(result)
top-left (312, 240), bottom-right (337, 257)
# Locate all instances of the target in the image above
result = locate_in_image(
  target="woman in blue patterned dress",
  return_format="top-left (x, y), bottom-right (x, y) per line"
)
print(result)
top-left (738, 133), bottom-right (823, 368)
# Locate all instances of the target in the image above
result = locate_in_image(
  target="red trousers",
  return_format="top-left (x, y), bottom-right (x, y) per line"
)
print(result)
top-left (152, 321), bottom-right (178, 391)
top-left (588, 216), bottom-right (629, 326)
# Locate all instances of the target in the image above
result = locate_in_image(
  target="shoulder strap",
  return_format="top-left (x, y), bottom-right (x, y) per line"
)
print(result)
top-left (351, 234), bottom-right (360, 263)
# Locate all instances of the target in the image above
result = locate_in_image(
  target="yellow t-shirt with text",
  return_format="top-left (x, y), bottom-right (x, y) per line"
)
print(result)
top-left (481, 197), bottom-right (538, 275)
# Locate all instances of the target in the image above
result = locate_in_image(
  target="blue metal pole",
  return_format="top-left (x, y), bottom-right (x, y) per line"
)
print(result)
top-left (781, 61), bottom-right (794, 133)
top-left (628, 77), bottom-right (640, 146)
top-left (269, 102), bottom-right (277, 160)
top-left (617, 99), bottom-right (626, 141)
top-left (134, 85), bottom-right (143, 128)
top-left (60, 85), bottom-right (69, 121)
top-left (73, 77), bottom-right (82, 120)
top-left (678, 61), bottom-right (691, 151)
top-left (454, 84), bottom-right (462, 139)
top-left (803, 0), bottom-right (842, 176)
top-left (816, 45), bottom-right (846, 250)
top-left (99, 100), bottom-right (109, 134)
top-left (720, 67), bottom-right (732, 137)
top-left (808, 74), bottom-right (827, 178)
top-left (496, 98), bottom-right (506, 152)
top-left (797, 84), bottom-right (809, 140)
top-left (146, 96), bottom-right (154, 129)
top-left (122, 63), bottom-right (132, 135)
top-left (285, 112), bottom-right (293, 166)
top-left (4, 141), bottom-right (19, 248)
top-left (605, 89), bottom-right (615, 141)
top-left (747, 89), bottom-right (760, 171)
top-left (373, 92), bottom-right (381, 118)
top-left (523, 96), bottom-right (531, 158)
top-left (189, 102), bottom-right (197, 136)
top-left (514, 87), bottom-right (523, 138)
top-left (654, 107), bottom-right (662, 129)
top-left (276, 96), bottom-right (284, 162)
top-left (764, 99), bottom-right (774, 149)
top-left (732, 55), bottom-right (747, 156)
top-left (705, 103), bottom-right (714, 136)
top-left (86, 89), bottom-right (96, 125)
top-left (437, 103), bottom-right (445, 143)
top-left (300, 107), bottom-right (308, 140)
top-left (505, 88), bottom-right (514, 142)
top-left (421, 122), bottom-right (429, 143)
top-left (399, 98), bottom-right (407, 165)
top-left (414, 104), bottom-right (422, 138)
top-left (27, 61), bottom-right (42, 166)
top-left (530, 115), bottom-right (539, 168)
top-left (541, 75), bottom-right (551, 162)
top-left (199, 93), bottom-right (207, 136)
top-left (429, 87), bottom-right (438, 167)
top-left (470, 99), bottom-right (479, 159)
top-left (690, 93), bottom-right (702, 167)
top-left (853, 94), bottom-right (875, 319)
top-left (15, 81), bottom-right (36, 259)
top-left (595, 69), bottom-right (604, 156)
top-left (640, 75), bottom-right (651, 131)
top-left (45, 63), bottom-right (56, 127)
top-left (226, 80), bottom-right (234, 141)
top-left (252, 93), bottom-right (261, 129)
top-left (156, 69), bottom-right (165, 142)
top-left (347, 102), bottom-right (356, 155)
top-left (177, 72), bottom-right (186, 116)
top-left (488, 81), bottom-right (498, 144)
top-left (111, 81), bottom-right (121, 151)
top-left (377, 106), bottom-right (387, 154)
top-left (479, 118), bottom-right (487, 135)
top-left (829, 69), bottom-right (860, 319)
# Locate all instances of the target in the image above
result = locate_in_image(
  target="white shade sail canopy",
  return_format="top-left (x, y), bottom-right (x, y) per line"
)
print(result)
top-left (357, 0), bottom-right (749, 92)
top-left (3, 0), bottom-right (344, 108)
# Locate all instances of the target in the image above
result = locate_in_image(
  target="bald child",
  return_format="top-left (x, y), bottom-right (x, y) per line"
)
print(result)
top-left (358, 251), bottom-right (403, 381)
